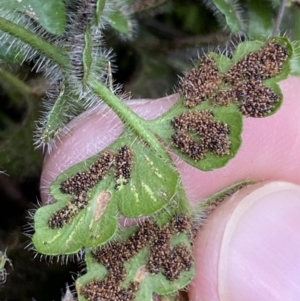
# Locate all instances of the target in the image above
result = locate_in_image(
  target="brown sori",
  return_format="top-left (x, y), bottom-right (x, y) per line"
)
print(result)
top-left (171, 110), bottom-right (231, 160)
top-left (81, 215), bottom-right (193, 300)
top-left (179, 55), bottom-right (222, 107)
top-left (235, 79), bottom-right (279, 117)
top-left (60, 151), bottom-right (115, 195)
top-left (225, 39), bottom-right (288, 83)
top-left (48, 192), bottom-right (88, 229)
top-left (115, 146), bottom-right (134, 189)
top-left (49, 147), bottom-right (134, 228)
top-left (178, 40), bottom-right (288, 115)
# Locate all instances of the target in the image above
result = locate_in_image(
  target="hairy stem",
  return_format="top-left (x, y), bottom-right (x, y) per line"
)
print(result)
top-left (272, 0), bottom-right (287, 35)
top-left (0, 68), bottom-right (32, 95)
top-left (193, 180), bottom-right (257, 222)
top-left (96, 0), bottom-right (106, 24)
top-left (0, 17), bottom-right (69, 68)
top-left (88, 76), bottom-right (170, 160)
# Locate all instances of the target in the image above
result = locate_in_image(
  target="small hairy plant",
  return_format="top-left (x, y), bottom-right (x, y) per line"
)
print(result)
top-left (0, 0), bottom-right (298, 300)
top-left (0, 249), bottom-right (12, 285)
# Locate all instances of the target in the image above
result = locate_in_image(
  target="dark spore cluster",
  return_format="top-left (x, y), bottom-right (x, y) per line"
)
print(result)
top-left (179, 55), bottom-right (222, 108)
top-left (80, 214), bottom-right (193, 301)
top-left (171, 111), bottom-right (231, 160)
top-left (175, 39), bottom-right (289, 159)
top-left (49, 146), bottom-right (134, 229)
top-left (115, 146), bottom-right (134, 189)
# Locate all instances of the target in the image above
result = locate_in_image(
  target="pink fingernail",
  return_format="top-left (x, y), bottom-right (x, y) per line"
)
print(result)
top-left (219, 182), bottom-right (300, 301)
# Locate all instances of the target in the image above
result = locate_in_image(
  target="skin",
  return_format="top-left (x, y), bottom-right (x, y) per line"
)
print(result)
top-left (41, 76), bottom-right (300, 301)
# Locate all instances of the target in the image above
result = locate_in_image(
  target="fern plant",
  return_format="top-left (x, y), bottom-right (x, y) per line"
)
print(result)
top-left (0, 0), bottom-right (298, 300)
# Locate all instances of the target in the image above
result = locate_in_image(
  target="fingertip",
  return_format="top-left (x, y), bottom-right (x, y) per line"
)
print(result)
top-left (189, 181), bottom-right (300, 301)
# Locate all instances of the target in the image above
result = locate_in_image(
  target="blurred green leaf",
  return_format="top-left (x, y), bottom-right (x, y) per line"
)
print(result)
top-left (268, 0), bottom-right (281, 6)
top-left (0, 94), bottom-right (42, 177)
top-left (290, 40), bottom-right (300, 75)
top-left (126, 53), bottom-right (177, 98)
top-left (96, 0), bottom-right (106, 24)
top-left (0, 37), bottom-right (24, 63)
top-left (127, 0), bottom-right (168, 13)
top-left (289, 4), bottom-right (300, 75)
top-left (0, 0), bottom-right (66, 35)
top-left (210, 0), bottom-right (244, 32)
top-left (107, 10), bottom-right (132, 35)
top-left (246, 0), bottom-right (274, 38)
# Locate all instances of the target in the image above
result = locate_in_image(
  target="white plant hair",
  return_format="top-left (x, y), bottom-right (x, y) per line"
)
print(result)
top-left (0, 1), bottom-right (137, 153)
